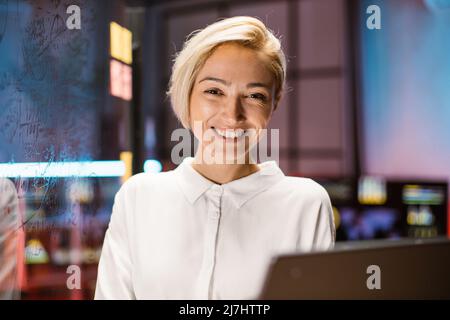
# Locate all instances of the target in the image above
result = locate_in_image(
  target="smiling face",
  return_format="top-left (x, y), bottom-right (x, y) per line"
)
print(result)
top-left (189, 42), bottom-right (277, 164)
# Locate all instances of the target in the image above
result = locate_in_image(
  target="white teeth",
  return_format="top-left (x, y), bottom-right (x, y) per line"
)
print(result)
top-left (214, 128), bottom-right (245, 139)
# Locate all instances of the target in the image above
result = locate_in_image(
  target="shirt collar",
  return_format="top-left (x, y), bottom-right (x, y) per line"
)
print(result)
top-left (174, 157), bottom-right (285, 208)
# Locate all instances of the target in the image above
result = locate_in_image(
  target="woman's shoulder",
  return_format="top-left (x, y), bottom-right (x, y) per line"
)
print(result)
top-left (277, 175), bottom-right (330, 203)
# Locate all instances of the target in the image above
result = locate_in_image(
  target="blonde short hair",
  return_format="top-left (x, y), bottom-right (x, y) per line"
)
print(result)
top-left (167, 16), bottom-right (287, 129)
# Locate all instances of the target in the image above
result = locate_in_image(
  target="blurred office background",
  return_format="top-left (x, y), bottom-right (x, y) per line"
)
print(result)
top-left (0, 0), bottom-right (449, 299)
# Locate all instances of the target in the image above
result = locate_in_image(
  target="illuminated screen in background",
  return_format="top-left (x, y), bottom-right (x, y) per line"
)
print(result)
top-left (319, 178), bottom-right (448, 241)
top-left (338, 207), bottom-right (401, 241)
top-left (358, 0), bottom-right (450, 179)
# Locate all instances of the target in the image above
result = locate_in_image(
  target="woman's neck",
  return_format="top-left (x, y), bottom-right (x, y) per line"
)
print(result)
top-left (191, 153), bottom-right (260, 185)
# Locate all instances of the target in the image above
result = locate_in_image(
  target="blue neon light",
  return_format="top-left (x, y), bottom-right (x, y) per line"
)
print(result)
top-left (0, 161), bottom-right (125, 178)
top-left (143, 159), bottom-right (163, 173)
top-left (0, 159), bottom-right (163, 178)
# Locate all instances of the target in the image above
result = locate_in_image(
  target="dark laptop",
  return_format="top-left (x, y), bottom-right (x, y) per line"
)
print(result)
top-left (259, 238), bottom-right (450, 299)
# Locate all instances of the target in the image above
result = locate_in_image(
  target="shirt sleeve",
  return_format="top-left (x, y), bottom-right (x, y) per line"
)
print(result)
top-left (295, 182), bottom-right (336, 253)
top-left (311, 187), bottom-right (336, 251)
top-left (94, 185), bottom-right (135, 299)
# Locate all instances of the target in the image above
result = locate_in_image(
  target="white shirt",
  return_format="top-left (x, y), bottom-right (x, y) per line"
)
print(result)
top-left (94, 157), bottom-right (335, 300)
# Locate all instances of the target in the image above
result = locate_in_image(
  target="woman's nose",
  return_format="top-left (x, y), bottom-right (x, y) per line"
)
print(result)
top-left (221, 97), bottom-right (245, 123)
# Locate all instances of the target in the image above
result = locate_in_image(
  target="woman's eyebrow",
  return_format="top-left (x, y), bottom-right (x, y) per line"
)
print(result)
top-left (198, 76), bottom-right (230, 86)
top-left (198, 77), bottom-right (271, 90)
top-left (246, 82), bottom-right (271, 90)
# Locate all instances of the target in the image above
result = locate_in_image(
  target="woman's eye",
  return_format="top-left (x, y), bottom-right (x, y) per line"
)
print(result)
top-left (204, 89), bottom-right (222, 96)
top-left (249, 93), bottom-right (267, 101)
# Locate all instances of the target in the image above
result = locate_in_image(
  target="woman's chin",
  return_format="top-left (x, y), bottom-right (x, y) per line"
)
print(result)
top-left (199, 148), bottom-right (251, 165)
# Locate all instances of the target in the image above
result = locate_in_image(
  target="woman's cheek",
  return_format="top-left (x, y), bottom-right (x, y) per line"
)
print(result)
top-left (248, 108), bottom-right (270, 129)
top-left (197, 101), bottom-right (220, 121)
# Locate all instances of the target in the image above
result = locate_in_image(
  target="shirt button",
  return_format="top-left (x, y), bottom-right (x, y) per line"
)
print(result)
top-left (209, 211), bottom-right (220, 219)
top-left (211, 185), bottom-right (223, 194)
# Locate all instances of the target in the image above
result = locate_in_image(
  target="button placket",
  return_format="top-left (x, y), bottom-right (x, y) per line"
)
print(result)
top-left (198, 185), bottom-right (223, 299)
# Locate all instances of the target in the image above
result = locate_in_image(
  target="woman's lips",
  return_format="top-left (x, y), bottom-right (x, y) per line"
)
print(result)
top-left (213, 127), bottom-right (245, 139)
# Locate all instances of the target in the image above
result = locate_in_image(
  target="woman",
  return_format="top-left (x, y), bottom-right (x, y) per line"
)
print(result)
top-left (95, 16), bottom-right (335, 300)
